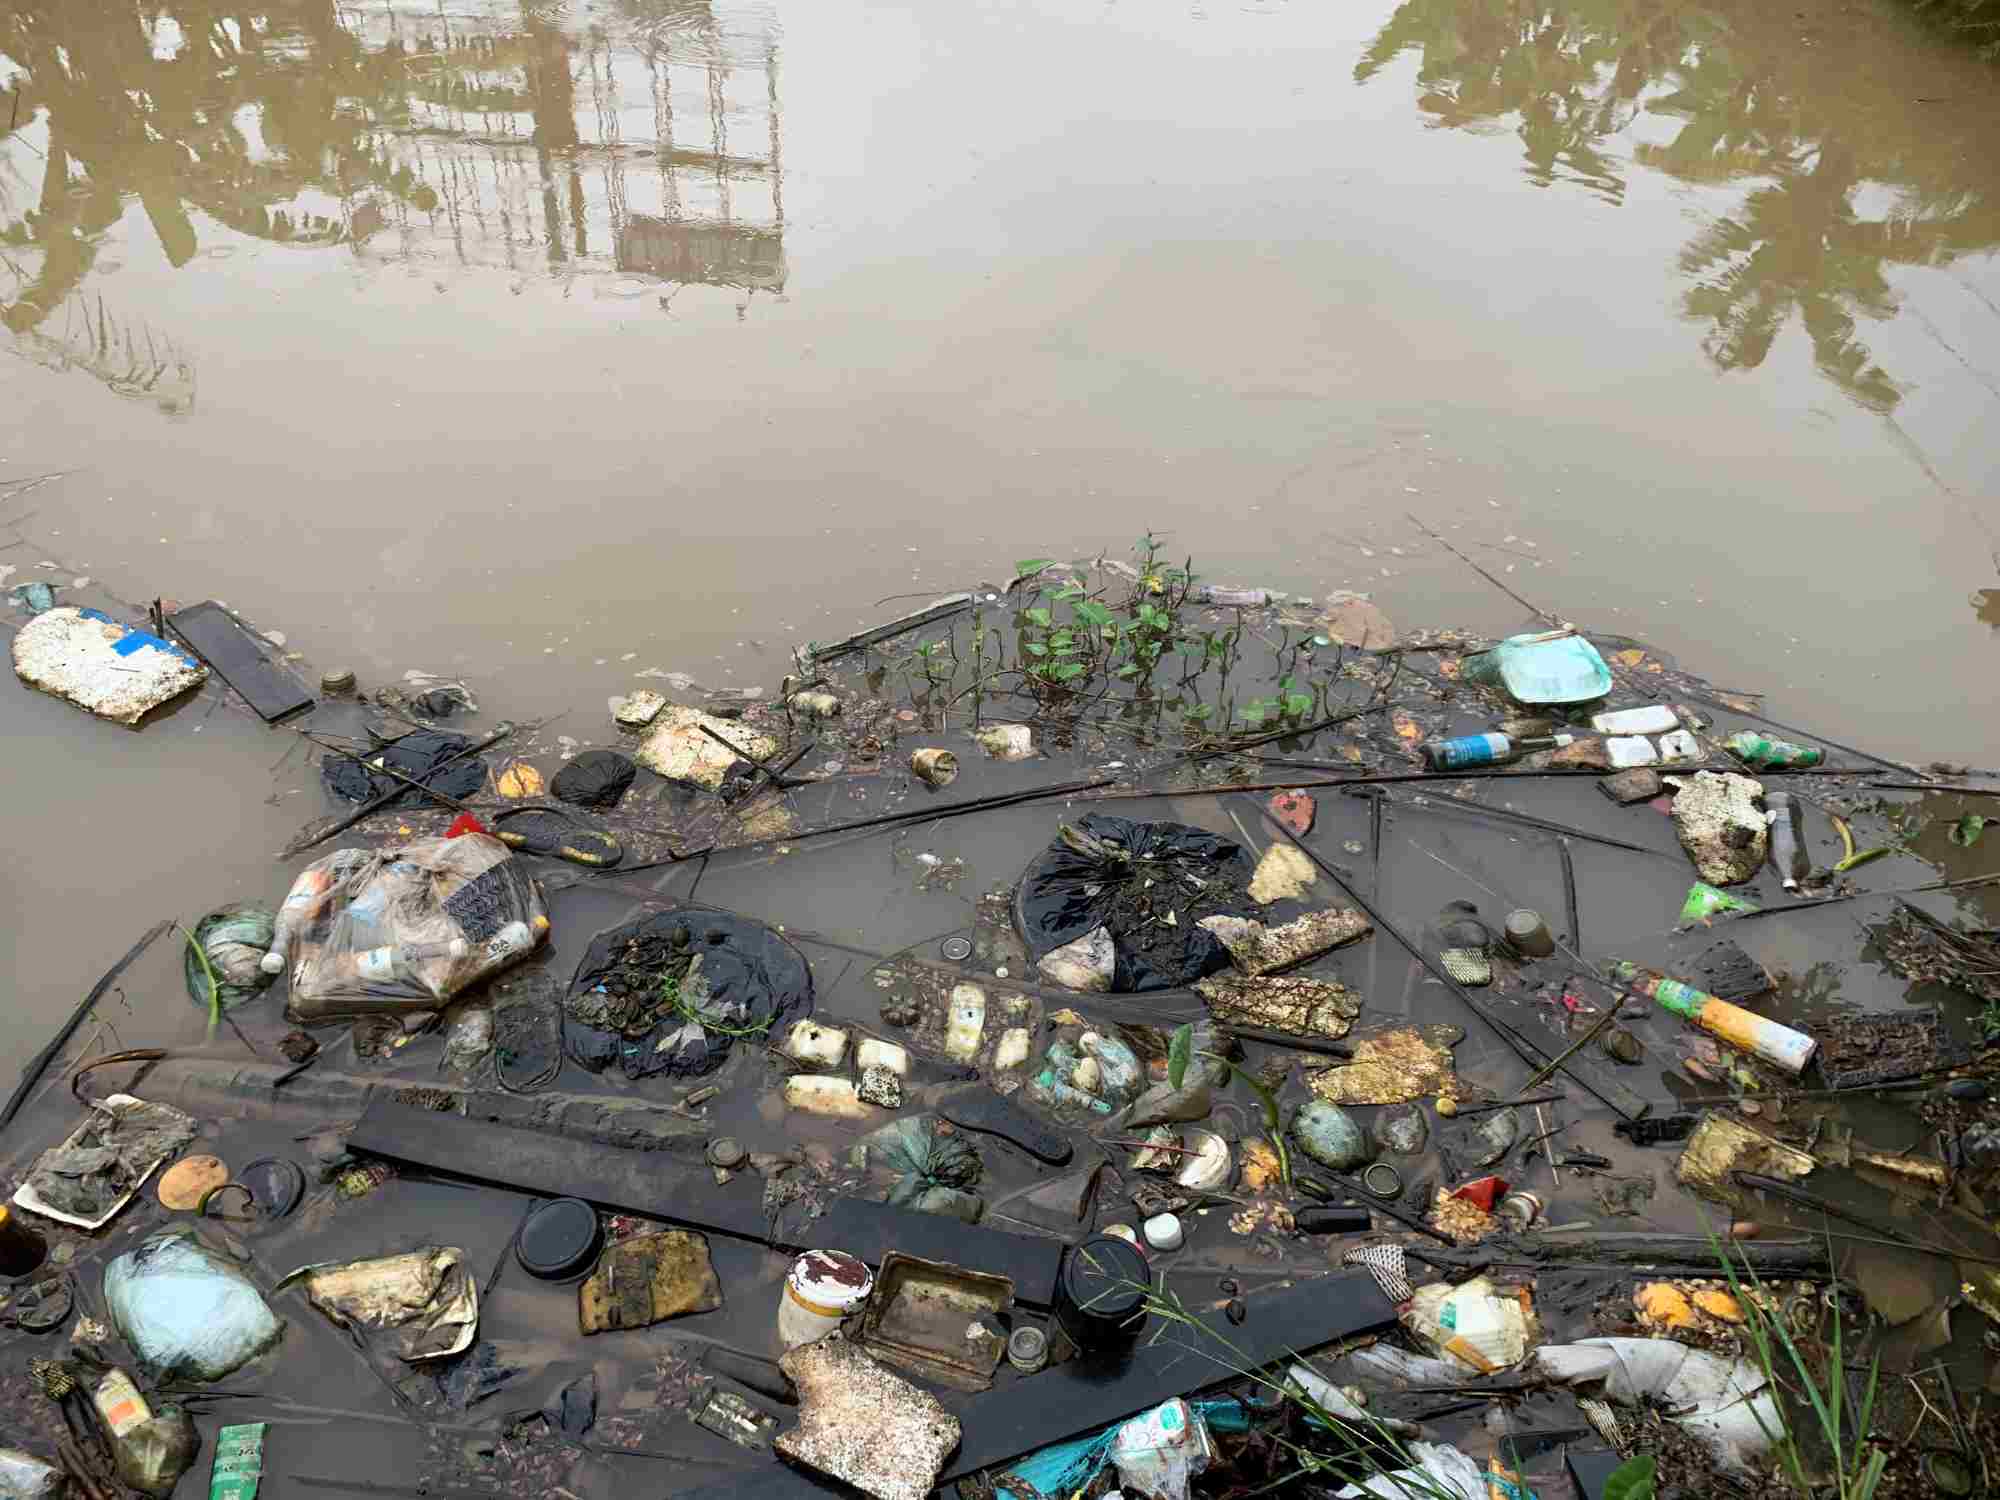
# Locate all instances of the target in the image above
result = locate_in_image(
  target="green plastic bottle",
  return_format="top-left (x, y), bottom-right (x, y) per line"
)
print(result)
top-left (1724, 730), bottom-right (1823, 769)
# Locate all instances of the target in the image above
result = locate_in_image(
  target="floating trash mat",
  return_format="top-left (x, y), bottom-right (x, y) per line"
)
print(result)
top-left (564, 904), bottom-right (814, 1078)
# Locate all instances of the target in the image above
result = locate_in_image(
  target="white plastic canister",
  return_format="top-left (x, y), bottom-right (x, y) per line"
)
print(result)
top-left (777, 1250), bottom-right (874, 1350)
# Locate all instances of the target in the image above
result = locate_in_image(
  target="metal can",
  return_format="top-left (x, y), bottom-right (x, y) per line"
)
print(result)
top-left (1006, 1325), bottom-right (1049, 1373)
top-left (1503, 909), bottom-right (1555, 958)
top-left (910, 748), bottom-right (960, 787)
top-left (777, 1250), bottom-right (874, 1350)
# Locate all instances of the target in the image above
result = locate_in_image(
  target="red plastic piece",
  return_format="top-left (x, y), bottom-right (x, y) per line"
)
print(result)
top-left (1268, 790), bottom-right (1316, 838)
top-left (1451, 1175), bottom-right (1509, 1211)
top-left (446, 812), bottom-right (490, 839)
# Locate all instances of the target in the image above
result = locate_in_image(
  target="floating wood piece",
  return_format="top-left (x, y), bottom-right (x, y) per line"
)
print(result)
top-left (805, 593), bottom-right (974, 665)
top-left (168, 601), bottom-right (314, 721)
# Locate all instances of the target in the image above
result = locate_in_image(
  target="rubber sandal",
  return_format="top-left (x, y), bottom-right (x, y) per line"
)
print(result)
top-left (491, 806), bottom-right (623, 868)
top-left (937, 1085), bottom-right (1074, 1164)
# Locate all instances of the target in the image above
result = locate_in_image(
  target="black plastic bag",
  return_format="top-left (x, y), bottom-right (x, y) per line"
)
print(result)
top-left (552, 750), bottom-right (637, 810)
top-left (322, 730), bottom-right (487, 805)
top-left (1013, 813), bottom-right (1256, 991)
top-left (564, 904), bottom-right (813, 1079)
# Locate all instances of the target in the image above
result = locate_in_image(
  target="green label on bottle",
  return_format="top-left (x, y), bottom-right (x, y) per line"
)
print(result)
top-left (210, 1422), bottom-right (265, 1500)
top-left (1649, 978), bottom-right (1707, 1020)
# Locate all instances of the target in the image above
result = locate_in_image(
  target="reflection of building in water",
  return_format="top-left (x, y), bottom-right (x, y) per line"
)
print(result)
top-left (333, 1), bottom-right (784, 292)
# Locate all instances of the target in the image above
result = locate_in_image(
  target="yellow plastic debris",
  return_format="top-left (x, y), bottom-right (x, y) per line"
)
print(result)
top-left (1635, 1283), bottom-right (1695, 1328)
top-left (1694, 1289), bottom-right (1745, 1324)
top-left (495, 761), bottom-right (544, 798)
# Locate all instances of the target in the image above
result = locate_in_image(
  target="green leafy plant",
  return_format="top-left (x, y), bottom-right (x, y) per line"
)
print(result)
top-left (1121, 1279), bottom-right (1479, 1500)
top-left (1978, 996), bottom-right (2000, 1039)
top-left (1168, 1022), bottom-right (1291, 1187)
top-left (179, 921), bottom-right (224, 1038)
top-left (660, 966), bottom-right (774, 1039)
top-left (1710, 1228), bottom-right (1887, 1500)
top-left (1603, 1455), bottom-right (1656, 1500)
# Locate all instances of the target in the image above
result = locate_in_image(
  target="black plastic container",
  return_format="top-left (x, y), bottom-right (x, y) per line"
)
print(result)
top-left (1054, 1234), bottom-right (1150, 1352)
top-left (516, 1198), bottom-right (604, 1281)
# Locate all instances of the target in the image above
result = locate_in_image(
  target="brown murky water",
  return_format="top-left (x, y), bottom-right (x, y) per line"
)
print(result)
top-left (3, 0), bottom-right (1999, 1071)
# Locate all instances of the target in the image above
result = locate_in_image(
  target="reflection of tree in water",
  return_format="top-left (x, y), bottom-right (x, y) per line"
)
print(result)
top-left (1355, 0), bottom-right (2000, 411)
top-left (0, 0), bottom-right (784, 408)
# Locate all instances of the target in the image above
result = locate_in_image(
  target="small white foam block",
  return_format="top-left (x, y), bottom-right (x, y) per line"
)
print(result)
top-left (12, 606), bottom-right (208, 725)
top-left (1659, 729), bottom-right (1701, 762)
top-left (1142, 1212), bottom-right (1184, 1251)
top-left (1605, 736), bottom-right (1659, 769)
top-left (1590, 705), bottom-right (1679, 736)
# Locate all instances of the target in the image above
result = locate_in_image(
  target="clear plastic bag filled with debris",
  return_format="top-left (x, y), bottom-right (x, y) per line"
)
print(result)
top-left (282, 835), bottom-right (548, 1021)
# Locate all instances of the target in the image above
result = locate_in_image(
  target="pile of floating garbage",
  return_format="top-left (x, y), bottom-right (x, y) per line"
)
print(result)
top-left (3, 547), bottom-right (1997, 1500)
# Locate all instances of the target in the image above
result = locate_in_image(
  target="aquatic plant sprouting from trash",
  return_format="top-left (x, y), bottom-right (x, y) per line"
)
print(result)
top-left (1123, 1279), bottom-right (1492, 1500)
top-left (1166, 1020), bottom-right (1291, 1189)
top-left (1708, 1227), bottom-right (1887, 1500)
top-left (179, 922), bottom-right (225, 1039)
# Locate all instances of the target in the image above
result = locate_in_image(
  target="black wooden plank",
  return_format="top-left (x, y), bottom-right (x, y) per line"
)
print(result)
top-left (348, 1096), bottom-right (1067, 1309)
top-left (348, 1095), bottom-right (771, 1242)
top-left (168, 600), bottom-right (314, 721)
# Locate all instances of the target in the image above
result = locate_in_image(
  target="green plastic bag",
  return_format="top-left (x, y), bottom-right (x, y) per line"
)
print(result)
top-left (1680, 883), bottom-right (1758, 924)
top-left (861, 1116), bottom-right (983, 1221)
top-left (184, 905), bottom-right (277, 1011)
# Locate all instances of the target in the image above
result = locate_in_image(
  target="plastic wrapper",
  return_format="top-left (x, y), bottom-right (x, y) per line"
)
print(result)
top-left (283, 835), bottom-right (547, 1021)
top-left (1534, 1337), bottom-right (1778, 1471)
top-left (1335, 1442), bottom-right (1487, 1500)
top-left (1111, 1399), bottom-right (1213, 1500)
top-left (1404, 1276), bottom-right (1535, 1373)
top-left (0, 1447), bottom-right (65, 1500)
top-left (19, 1095), bottom-right (196, 1227)
top-left (1014, 815), bottom-right (1257, 992)
top-left (286, 1247), bottom-right (479, 1362)
top-left (184, 904), bottom-right (277, 1011)
top-left (103, 1230), bottom-right (283, 1381)
top-left (564, 904), bottom-right (813, 1079)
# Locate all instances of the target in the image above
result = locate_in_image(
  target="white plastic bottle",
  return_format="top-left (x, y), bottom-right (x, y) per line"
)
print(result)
top-left (261, 850), bottom-right (369, 975)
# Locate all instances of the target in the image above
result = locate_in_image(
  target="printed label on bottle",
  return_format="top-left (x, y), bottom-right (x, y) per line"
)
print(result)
top-left (96, 1370), bottom-right (152, 1437)
top-left (356, 946), bottom-right (397, 982)
top-left (1435, 734), bottom-right (1508, 769)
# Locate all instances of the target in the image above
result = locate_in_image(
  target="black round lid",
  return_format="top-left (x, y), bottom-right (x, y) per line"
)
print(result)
top-left (1061, 1234), bottom-right (1150, 1326)
top-left (516, 1198), bottom-right (603, 1280)
top-left (238, 1158), bottom-right (306, 1220)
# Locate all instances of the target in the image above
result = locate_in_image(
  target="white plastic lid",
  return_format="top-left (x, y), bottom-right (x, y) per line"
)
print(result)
top-left (788, 1250), bottom-right (874, 1312)
top-left (1142, 1213), bottom-right (1184, 1251)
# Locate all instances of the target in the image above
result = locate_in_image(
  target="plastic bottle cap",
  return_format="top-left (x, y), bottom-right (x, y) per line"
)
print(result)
top-left (707, 1137), bottom-right (747, 1170)
top-left (1142, 1212), bottom-right (1184, 1251)
top-left (320, 669), bottom-right (357, 694)
top-left (259, 951), bottom-right (285, 975)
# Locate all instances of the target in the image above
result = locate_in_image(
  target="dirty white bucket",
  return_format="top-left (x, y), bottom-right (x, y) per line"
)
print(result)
top-left (778, 1250), bottom-right (874, 1350)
